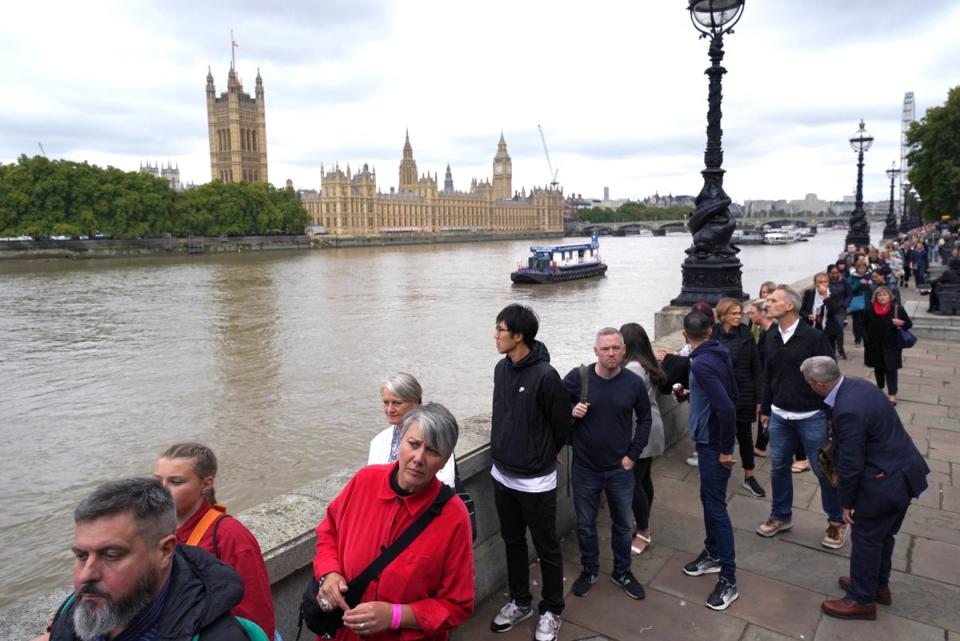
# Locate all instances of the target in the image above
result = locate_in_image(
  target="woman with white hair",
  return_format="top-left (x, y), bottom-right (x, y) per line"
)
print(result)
top-left (369, 372), bottom-right (456, 487)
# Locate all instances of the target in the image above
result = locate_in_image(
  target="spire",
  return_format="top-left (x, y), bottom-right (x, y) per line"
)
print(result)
top-left (499, 130), bottom-right (506, 146)
top-left (444, 164), bottom-right (454, 193)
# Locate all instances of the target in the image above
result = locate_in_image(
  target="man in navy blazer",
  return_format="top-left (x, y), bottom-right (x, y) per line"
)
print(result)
top-left (801, 356), bottom-right (929, 620)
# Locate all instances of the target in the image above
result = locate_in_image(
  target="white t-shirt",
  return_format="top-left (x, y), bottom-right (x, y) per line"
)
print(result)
top-left (490, 463), bottom-right (557, 492)
top-left (368, 425), bottom-right (457, 488)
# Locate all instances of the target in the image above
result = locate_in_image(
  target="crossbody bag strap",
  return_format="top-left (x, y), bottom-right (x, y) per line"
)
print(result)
top-left (350, 485), bottom-right (455, 588)
top-left (185, 504), bottom-right (227, 546)
top-left (579, 363), bottom-right (589, 403)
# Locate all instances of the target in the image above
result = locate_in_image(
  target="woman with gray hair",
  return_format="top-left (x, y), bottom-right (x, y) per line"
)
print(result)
top-left (369, 373), bottom-right (456, 487)
top-left (313, 403), bottom-right (475, 639)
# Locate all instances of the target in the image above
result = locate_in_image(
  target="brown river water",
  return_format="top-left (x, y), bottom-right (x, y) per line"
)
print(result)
top-left (0, 228), bottom-right (855, 609)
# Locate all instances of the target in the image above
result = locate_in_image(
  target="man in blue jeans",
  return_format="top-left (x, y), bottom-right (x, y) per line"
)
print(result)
top-left (757, 285), bottom-right (845, 548)
top-left (679, 311), bottom-right (740, 611)
top-left (563, 327), bottom-right (651, 601)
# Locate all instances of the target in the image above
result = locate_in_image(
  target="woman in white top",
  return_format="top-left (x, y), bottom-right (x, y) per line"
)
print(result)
top-left (620, 323), bottom-right (667, 556)
top-left (368, 372), bottom-right (457, 488)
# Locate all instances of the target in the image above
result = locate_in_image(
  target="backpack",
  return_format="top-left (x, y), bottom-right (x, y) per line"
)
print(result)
top-left (453, 460), bottom-right (477, 542)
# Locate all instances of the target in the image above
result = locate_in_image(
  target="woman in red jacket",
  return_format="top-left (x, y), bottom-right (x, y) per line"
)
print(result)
top-left (313, 403), bottom-right (474, 640)
top-left (153, 442), bottom-right (276, 640)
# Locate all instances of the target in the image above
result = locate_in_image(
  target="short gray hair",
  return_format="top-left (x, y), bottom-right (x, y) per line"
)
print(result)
top-left (800, 356), bottom-right (841, 384)
top-left (75, 478), bottom-right (177, 546)
top-left (775, 285), bottom-right (802, 312)
top-left (382, 372), bottom-right (422, 404)
top-left (400, 402), bottom-right (459, 460)
top-left (595, 327), bottom-right (622, 343)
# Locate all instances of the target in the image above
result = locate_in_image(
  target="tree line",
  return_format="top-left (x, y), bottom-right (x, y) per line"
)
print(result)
top-left (577, 202), bottom-right (694, 223)
top-left (907, 85), bottom-right (960, 222)
top-left (0, 155), bottom-right (310, 239)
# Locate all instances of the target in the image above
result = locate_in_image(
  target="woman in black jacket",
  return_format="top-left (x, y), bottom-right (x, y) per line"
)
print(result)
top-left (862, 285), bottom-right (913, 405)
top-left (713, 298), bottom-right (766, 498)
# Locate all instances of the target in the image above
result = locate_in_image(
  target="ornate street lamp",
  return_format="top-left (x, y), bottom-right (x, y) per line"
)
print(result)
top-left (845, 120), bottom-right (873, 249)
top-left (899, 180), bottom-right (912, 233)
top-left (883, 162), bottom-right (901, 240)
top-left (671, 0), bottom-right (747, 306)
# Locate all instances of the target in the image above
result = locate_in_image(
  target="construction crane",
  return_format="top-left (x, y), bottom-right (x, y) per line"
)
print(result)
top-left (537, 124), bottom-right (559, 189)
top-left (38, 142), bottom-right (47, 158)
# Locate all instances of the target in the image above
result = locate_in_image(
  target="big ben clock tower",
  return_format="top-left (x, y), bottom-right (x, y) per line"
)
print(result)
top-left (492, 132), bottom-right (512, 200)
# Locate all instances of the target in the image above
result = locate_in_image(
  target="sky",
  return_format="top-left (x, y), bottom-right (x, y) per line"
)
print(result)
top-left (1, 0), bottom-right (959, 203)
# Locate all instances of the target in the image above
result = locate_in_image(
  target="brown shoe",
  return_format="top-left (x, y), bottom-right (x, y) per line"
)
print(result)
top-left (838, 576), bottom-right (892, 605)
top-left (757, 517), bottom-right (792, 537)
top-left (822, 522), bottom-right (848, 549)
top-left (821, 597), bottom-right (877, 620)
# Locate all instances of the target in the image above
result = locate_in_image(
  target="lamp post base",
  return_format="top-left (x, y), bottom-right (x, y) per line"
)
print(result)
top-left (845, 230), bottom-right (871, 250)
top-left (882, 222), bottom-right (899, 240)
top-left (670, 256), bottom-right (747, 307)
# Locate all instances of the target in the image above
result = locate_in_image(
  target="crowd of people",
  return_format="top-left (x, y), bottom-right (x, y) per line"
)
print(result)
top-left (33, 277), bottom-right (937, 640)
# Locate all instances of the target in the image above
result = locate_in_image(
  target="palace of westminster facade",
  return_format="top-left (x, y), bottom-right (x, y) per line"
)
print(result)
top-left (206, 67), bottom-right (563, 236)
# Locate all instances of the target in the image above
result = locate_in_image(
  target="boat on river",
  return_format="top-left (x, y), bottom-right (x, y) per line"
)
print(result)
top-left (733, 229), bottom-right (765, 245)
top-left (763, 229), bottom-right (798, 245)
top-left (511, 234), bottom-right (608, 284)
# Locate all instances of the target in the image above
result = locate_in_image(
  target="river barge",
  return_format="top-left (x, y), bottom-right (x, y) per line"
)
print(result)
top-left (510, 234), bottom-right (608, 284)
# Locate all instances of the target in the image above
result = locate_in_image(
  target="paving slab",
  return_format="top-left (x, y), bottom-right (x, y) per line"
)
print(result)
top-left (929, 441), bottom-right (960, 463)
top-left (814, 609), bottom-right (946, 641)
top-left (739, 624), bottom-right (797, 641)
top-left (564, 580), bottom-right (747, 641)
top-left (942, 486), bottom-right (960, 512)
top-left (899, 401), bottom-right (949, 417)
top-left (651, 552), bottom-right (823, 640)
top-left (899, 502), bottom-right (960, 544)
top-left (910, 537), bottom-right (960, 587)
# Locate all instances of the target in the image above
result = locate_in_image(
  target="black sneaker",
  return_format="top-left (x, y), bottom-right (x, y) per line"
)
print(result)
top-left (490, 600), bottom-right (533, 633)
top-left (610, 571), bottom-right (645, 599)
top-left (742, 477), bottom-right (766, 498)
top-left (706, 578), bottom-right (739, 610)
top-left (683, 550), bottom-right (721, 576)
top-left (571, 569), bottom-right (598, 597)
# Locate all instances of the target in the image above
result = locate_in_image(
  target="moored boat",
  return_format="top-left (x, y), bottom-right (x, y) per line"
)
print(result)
top-left (733, 229), bottom-right (765, 245)
top-left (763, 230), bottom-right (798, 245)
top-left (511, 234), bottom-right (608, 284)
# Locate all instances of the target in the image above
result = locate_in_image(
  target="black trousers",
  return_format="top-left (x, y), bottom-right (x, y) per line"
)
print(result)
top-left (851, 311), bottom-right (866, 344)
top-left (493, 479), bottom-right (565, 615)
top-left (849, 505), bottom-right (909, 604)
top-left (631, 457), bottom-right (655, 532)
top-left (874, 368), bottom-right (899, 395)
top-left (736, 419), bottom-right (756, 470)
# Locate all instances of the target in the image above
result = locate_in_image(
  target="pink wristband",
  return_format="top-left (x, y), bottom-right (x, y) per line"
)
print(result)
top-left (391, 604), bottom-right (403, 630)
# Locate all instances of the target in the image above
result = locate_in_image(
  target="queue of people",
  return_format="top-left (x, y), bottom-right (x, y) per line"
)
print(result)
top-left (34, 286), bottom-right (932, 641)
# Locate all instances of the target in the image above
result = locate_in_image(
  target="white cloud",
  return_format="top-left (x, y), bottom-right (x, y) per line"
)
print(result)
top-left (1, 0), bottom-right (958, 202)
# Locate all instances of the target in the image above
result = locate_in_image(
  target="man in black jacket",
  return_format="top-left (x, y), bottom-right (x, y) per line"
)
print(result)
top-left (489, 304), bottom-right (572, 641)
top-left (47, 477), bottom-right (258, 641)
top-left (756, 286), bottom-right (845, 549)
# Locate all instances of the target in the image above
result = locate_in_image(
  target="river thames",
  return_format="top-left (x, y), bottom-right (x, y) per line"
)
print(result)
top-left (0, 226), bottom-right (864, 609)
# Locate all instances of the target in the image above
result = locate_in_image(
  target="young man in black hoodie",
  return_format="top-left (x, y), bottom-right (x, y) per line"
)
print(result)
top-left (489, 304), bottom-right (572, 641)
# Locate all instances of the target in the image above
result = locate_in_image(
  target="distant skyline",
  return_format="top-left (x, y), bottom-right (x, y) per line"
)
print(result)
top-left (2, 1), bottom-right (958, 202)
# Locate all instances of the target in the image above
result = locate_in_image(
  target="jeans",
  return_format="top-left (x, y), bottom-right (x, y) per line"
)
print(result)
top-left (768, 411), bottom-right (843, 523)
top-left (572, 460), bottom-right (635, 577)
top-left (493, 479), bottom-right (565, 615)
top-left (696, 443), bottom-right (736, 584)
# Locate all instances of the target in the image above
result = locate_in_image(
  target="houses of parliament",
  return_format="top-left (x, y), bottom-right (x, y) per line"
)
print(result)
top-left (205, 67), bottom-right (563, 237)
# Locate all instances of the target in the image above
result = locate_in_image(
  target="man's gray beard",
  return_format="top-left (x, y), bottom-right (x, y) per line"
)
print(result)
top-left (72, 567), bottom-right (161, 641)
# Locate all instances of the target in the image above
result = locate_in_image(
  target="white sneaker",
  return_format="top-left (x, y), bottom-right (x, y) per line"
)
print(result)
top-left (686, 453), bottom-right (699, 467)
top-left (490, 600), bottom-right (532, 633)
top-left (534, 611), bottom-right (562, 641)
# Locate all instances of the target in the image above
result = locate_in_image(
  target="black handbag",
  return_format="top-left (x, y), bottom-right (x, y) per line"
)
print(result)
top-left (298, 485), bottom-right (454, 639)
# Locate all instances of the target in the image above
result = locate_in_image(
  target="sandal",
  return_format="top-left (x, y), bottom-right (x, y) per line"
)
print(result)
top-left (631, 533), bottom-right (651, 556)
top-left (792, 461), bottom-right (810, 473)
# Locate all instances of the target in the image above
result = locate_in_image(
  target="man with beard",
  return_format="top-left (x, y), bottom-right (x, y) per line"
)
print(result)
top-left (44, 477), bottom-right (262, 641)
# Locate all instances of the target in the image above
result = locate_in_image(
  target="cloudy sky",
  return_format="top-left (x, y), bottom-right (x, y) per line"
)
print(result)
top-left (2, 1), bottom-right (958, 203)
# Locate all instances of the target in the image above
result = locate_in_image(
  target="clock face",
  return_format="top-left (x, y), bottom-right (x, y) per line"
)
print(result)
top-left (495, 165), bottom-right (503, 174)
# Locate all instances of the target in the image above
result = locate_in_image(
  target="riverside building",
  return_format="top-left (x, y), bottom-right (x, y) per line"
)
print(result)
top-left (303, 132), bottom-right (564, 237)
top-left (205, 65), bottom-right (268, 184)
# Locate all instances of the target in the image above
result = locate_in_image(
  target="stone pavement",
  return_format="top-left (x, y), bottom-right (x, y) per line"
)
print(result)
top-left (455, 286), bottom-right (960, 641)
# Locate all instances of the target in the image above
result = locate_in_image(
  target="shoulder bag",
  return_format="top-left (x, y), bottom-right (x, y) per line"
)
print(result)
top-left (817, 417), bottom-right (839, 488)
top-left (298, 485), bottom-right (454, 639)
top-left (847, 294), bottom-right (865, 313)
top-left (894, 304), bottom-right (917, 349)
